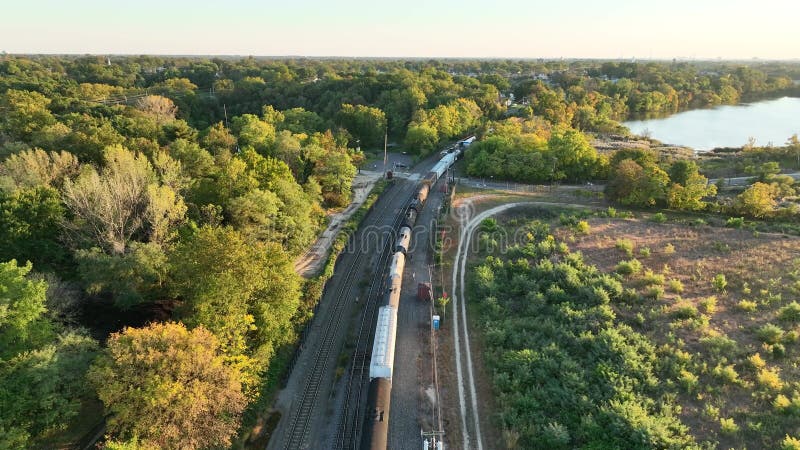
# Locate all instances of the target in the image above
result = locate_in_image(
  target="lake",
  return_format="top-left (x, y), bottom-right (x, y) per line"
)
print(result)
top-left (623, 97), bottom-right (800, 151)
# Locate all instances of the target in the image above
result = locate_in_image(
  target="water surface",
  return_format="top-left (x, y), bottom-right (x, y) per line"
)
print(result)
top-left (624, 97), bottom-right (800, 151)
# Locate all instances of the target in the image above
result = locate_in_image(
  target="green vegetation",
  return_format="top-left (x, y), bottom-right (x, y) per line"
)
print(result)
top-left (471, 221), bottom-right (697, 448)
top-left (2, 54), bottom-right (800, 448)
top-left (88, 322), bottom-right (245, 450)
top-left (0, 260), bottom-right (98, 449)
top-left (472, 212), bottom-right (800, 449)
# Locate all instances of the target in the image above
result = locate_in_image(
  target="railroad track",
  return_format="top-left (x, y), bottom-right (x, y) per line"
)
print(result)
top-left (335, 188), bottom-right (414, 449)
top-left (280, 182), bottom-right (406, 450)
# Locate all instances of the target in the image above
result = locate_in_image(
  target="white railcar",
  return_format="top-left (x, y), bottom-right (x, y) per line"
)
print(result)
top-left (369, 306), bottom-right (398, 379)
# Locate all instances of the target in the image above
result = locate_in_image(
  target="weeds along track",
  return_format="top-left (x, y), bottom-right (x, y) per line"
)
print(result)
top-left (335, 187), bottom-right (413, 449)
top-left (280, 181), bottom-right (406, 450)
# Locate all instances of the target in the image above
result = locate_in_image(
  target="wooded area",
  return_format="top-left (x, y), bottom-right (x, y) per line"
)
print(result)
top-left (1, 55), bottom-right (799, 448)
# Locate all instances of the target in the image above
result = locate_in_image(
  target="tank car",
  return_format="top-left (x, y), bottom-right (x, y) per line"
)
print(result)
top-left (402, 207), bottom-right (418, 229)
top-left (394, 227), bottom-right (412, 254)
top-left (361, 378), bottom-right (392, 450)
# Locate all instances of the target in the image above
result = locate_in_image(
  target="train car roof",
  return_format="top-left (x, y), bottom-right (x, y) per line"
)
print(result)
top-left (369, 306), bottom-right (398, 379)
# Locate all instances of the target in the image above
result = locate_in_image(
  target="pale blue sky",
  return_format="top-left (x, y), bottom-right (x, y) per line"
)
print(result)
top-left (1, 0), bottom-right (799, 58)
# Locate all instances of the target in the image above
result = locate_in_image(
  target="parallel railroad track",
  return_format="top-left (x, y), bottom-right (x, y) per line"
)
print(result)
top-left (280, 181), bottom-right (407, 450)
top-left (335, 187), bottom-right (414, 449)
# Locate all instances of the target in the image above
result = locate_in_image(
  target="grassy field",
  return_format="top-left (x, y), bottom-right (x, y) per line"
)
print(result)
top-left (553, 213), bottom-right (800, 448)
top-left (460, 199), bottom-right (800, 449)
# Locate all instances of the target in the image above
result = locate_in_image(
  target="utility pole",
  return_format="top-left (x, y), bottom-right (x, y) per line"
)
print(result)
top-left (383, 127), bottom-right (388, 177)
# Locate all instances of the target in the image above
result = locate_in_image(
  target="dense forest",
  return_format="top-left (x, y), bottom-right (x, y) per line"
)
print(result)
top-left (0, 54), bottom-right (799, 448)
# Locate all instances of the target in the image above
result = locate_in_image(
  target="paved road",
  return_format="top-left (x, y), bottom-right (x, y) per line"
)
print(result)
top-left (457, 173), bottom-right (800, 192)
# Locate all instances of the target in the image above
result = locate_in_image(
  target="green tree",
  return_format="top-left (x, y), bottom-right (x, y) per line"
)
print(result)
top-left (336, 104), bottom-right (387, 148)
top-left (75, 243), bottom-right (168, 309)
top-left (547, 127), bottom-right (599, 181)
top-left (226, 188), bottom-right (282, 241)
top-left (667, 161), bottom-right (716, 211)
top-left (0, 260), bottom-right (49, 357)
top-left (734, 182), bottom-right (777, 218)
top-left (404, 122), bottom-right (439, 155)
top-left (0, 187), bottom-right (69, 272)
top-left (88, 322), bottom-right (246, 450)
top-left (200, 122), bottom-right (237, 157)
top-left (0, 260), bottom-right (98, 449)
top-left (169, 226), bottom-right (301, 389)
top-left (0, 90), bottom-right (56, 141)
top-left (0, 332), bottom-right (98, 449)
top-left (607, 159), bottom-right (669, 207)
top-left (231, 114), bottom-right (276, 154)
top-left (313, 150), bottom-right (356, 207)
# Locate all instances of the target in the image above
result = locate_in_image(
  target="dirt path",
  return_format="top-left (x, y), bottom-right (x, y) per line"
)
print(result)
top-left (293, 170), bottom-right (384, 278)
top-left (449, 197), bottom-right (600, 449)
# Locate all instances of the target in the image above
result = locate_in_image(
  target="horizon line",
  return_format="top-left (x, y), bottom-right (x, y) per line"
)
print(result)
top-left (3, 52), bottom-right (800, 63)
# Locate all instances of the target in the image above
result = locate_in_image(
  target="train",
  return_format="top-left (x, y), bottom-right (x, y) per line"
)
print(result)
top-left (361, 137), bottom-right (473, 450)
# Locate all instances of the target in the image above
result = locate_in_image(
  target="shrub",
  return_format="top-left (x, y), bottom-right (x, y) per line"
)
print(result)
top-left (781, 435), bottom-right (800, 450)
top-left (712, 273), bottom-right (727, 293)
top-left (778, 301), bottom-right (800, 323)
top-left (771, 343), bottom-right (786, 358)
top-left (693, 218), bottom-right (708, 226)
top-left (639, 247), bottom-right (651, 257)
top-left (737, 300), bottom-right (758, 312)
top-left (702, 404), bottom-right (720, 420)
top-left (673, 303), bottom-right (699, 319)
top-left (773, 392), bottom-right (800, 415)
top-left (679, 369), bottom-right (699, 392)
top-left (726, 217), bottom-right (745, 228)
top-left (606, 206), bottom-right (617, 218)
top-left (667, 279), bottom-right (684, 293)
top-left (757, 324), bottom-right (784, 344)
top-left (712, 364), bottom-right (740, 385)
top-left (615, 259), bottom-right (643, 276)
top-left (700, 296), bottom-right (717, 314)
top-left (719, 417), bottom-right (739, 434)
top-left (701, 335), bottom-right (738, 357)
top-left (748, 353), bottom-right (766, 370)
top-left (641, 269), bottom-right (664, 286)
top-left (757, 367), bottom-right (784, 390)
top-left (615, 238), bottom-right (634, 257)
top-left (663, 243), bottom-right (675, 254)
top-left (541, 422), bottom-right (571, 447)
top-left (652, 212), bottom-right (667, 223)
top-left (480, 218), bottom-right (498, 233)
top-left (575, 220), bottom-right (590, 234)
top-left (620, 288), bottom-right (640, 303)
top-left (645, 286), bottom-right (665, 300)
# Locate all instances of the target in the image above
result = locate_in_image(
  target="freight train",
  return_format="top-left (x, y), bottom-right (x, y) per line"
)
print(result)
top-left (360, 136), bottom-right (474, 450)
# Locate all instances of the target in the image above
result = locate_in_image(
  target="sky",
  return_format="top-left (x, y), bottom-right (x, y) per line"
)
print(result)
top-left (2, 0), bottom-right (799, 59)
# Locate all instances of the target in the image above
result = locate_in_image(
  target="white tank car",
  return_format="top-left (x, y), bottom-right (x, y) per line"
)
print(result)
top-left (369, 306), bottom-right (398, 379)
top-left (386, 273), bottom-right (402, 309)
top-left (395, 227), bottom-right (412, 254)
top-left (388, 252), bottom-right (405, 280)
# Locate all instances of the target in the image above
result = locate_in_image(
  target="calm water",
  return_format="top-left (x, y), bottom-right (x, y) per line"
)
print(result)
top-left (624, 97), bottom-right (800, 151)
